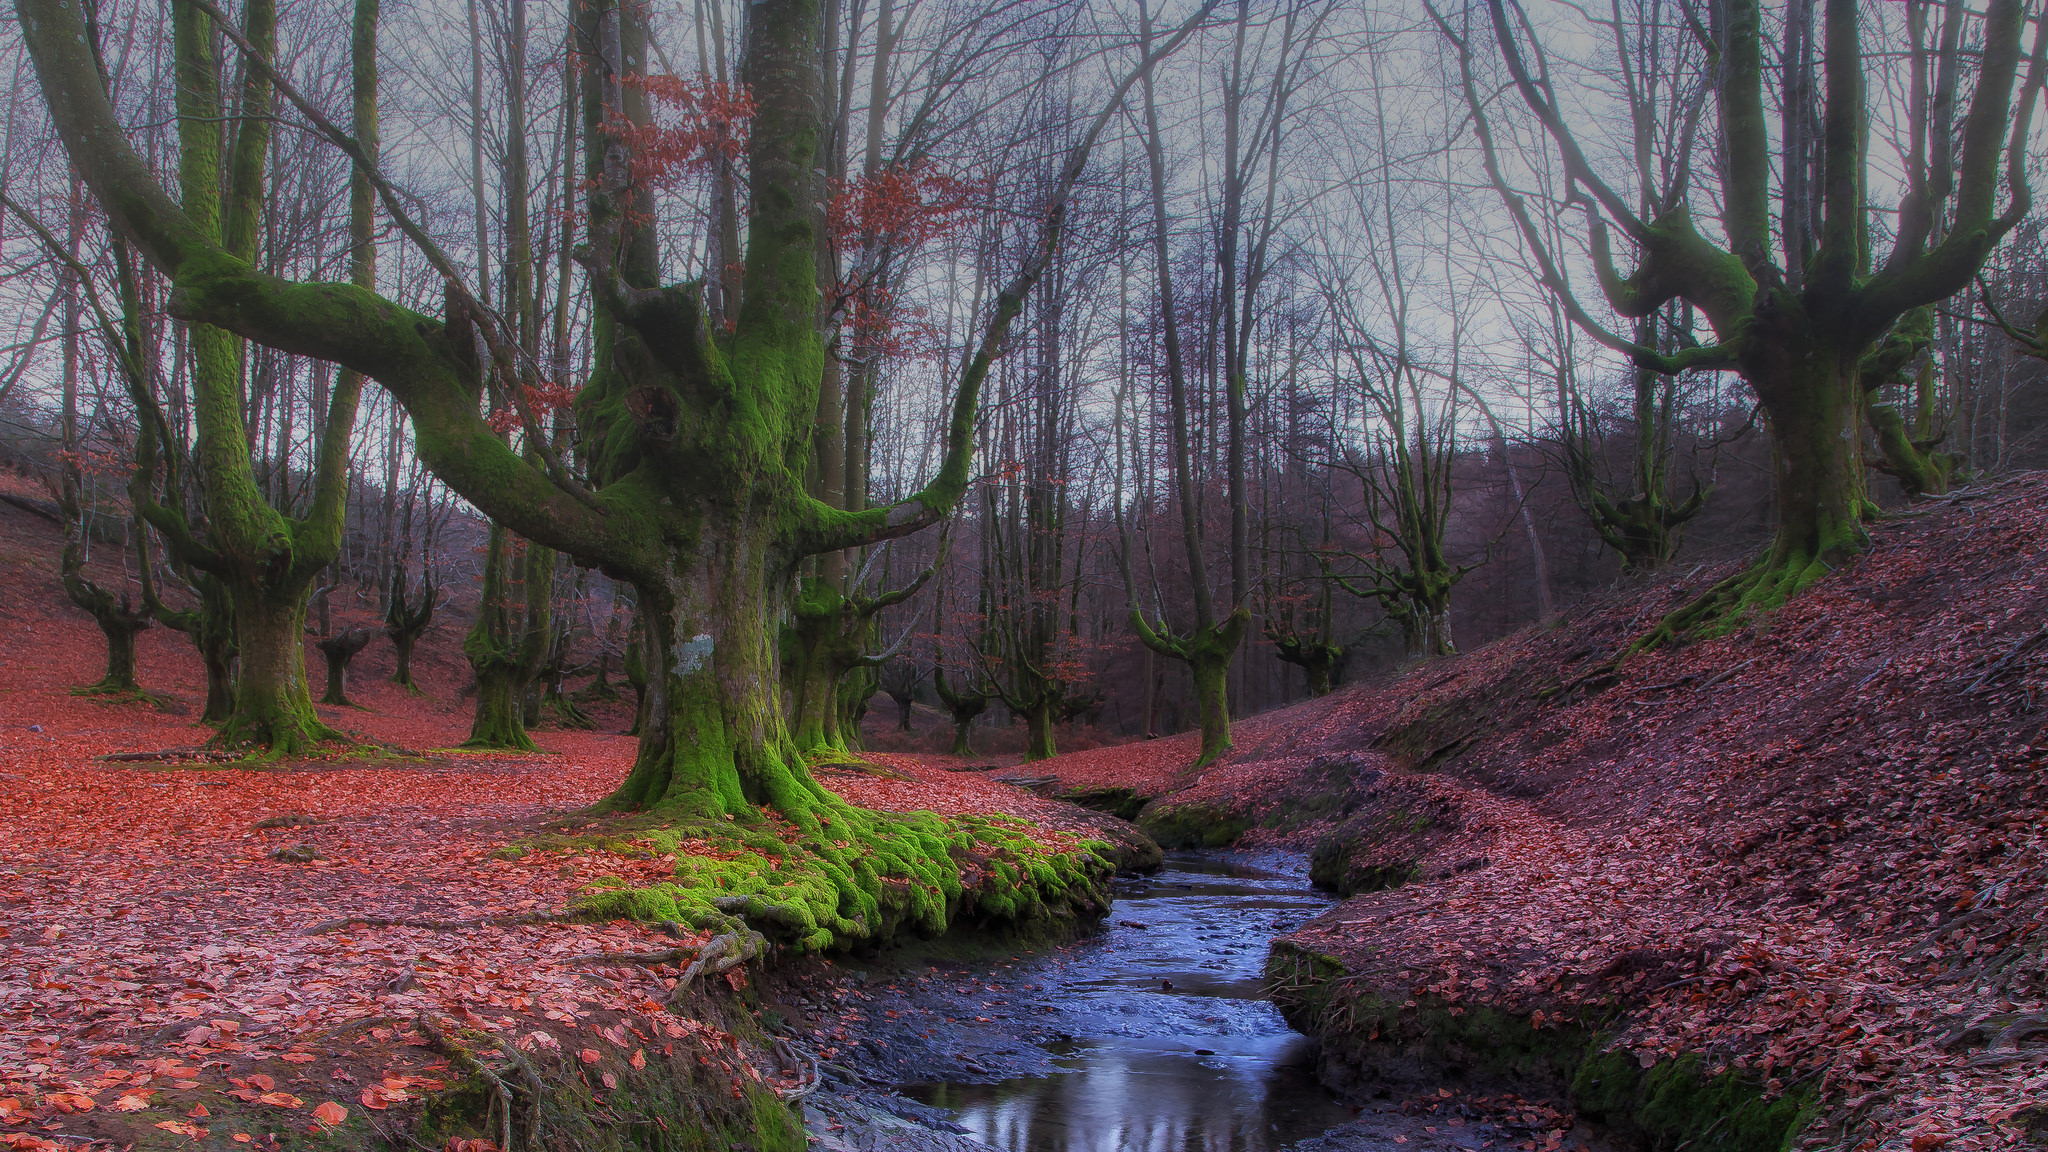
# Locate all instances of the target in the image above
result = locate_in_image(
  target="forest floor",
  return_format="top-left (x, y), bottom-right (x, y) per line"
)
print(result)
top-left (997, 472), bottom-right (2048, 1152)
top-left (7, 472), bottom-right (2048, 1151)
top-left (0, 493), bottom-right (1124, 1151)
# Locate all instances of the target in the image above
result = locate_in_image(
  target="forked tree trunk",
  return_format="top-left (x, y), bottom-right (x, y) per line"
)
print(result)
top-left (1020, 697), bottom-right (1057, 763)
top-left (89, 613), bottom-right (149, 693)
top-left (220, 592), bottom-right (333, 752)
top-left (317, 627), bottom-right (374, 706)
top-left (604, 521), bottom-right (824, 818)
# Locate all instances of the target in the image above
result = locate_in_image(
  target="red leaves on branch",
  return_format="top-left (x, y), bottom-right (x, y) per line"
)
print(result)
top-left (612, 75), bottom-right (754, 192)
top-left (828, 164), bottom-right (983, 256)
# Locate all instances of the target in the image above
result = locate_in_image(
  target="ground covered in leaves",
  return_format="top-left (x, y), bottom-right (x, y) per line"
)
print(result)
top-left (1026, 474), bottom-right (2048, 1152)
top-left (0, 502), bottom-right (1127, 1150)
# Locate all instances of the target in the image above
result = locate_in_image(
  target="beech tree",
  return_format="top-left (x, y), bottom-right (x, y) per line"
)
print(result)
top-left (1440, 0), bottom-right (2046, 629)
top-left (20, 0), bottom-right (1208, 939)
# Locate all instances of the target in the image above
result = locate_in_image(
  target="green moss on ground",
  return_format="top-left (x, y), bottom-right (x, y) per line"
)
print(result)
top-left (1059, 786), bottom-right (1149, 822)
top-left (1266, 944), bottom-right (1815, 1152)
top-left (563, 806), bottom-right (1115, 953)
top-left (1137, 798), bottom-right (1252, 849)
top-left (1572, 1050), bottom-right (1818, 1152)
top-left (410, 1015), bottom-right (804, 1152)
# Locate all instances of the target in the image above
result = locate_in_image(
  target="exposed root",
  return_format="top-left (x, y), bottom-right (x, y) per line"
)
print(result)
top-left (772, 1038), bottom-right (823, 1101)
top-left (669, 929), bottom-right (766, 1000)
top-left (569, 946), bottom-right (696, 967)
top-left (302, 911), bottom-right (572, 935)
top-left (417, 1013), bottom-right (517, 1152)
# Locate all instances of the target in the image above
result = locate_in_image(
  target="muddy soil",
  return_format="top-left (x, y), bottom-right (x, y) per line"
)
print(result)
top-left (767, 852), bottom-right (1536, 1152)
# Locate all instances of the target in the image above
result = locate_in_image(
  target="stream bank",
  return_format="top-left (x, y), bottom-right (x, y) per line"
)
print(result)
top-left (761, 852), bottom-right (1528, 1152)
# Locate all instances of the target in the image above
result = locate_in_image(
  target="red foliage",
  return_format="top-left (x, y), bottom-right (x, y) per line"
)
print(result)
top-left (1025, 474), bottom-right (2048, 1150)
top-left (611, 75), bottom-right (754, 193)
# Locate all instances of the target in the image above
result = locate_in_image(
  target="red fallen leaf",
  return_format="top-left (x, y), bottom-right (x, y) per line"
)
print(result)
top-left (210, 1019), bottom-right (241, 1035)
top-left (4, 1136), bottom-right (64, 1152)
top-left (223, 1088), bottom-right (261, 1103)
top-left (312, 1101), bottom-right (347, 1127)
top-left (578, 1049), bottom-right (601, 1065)
top-left (152, 1120), bottom-right (207, 1139)
top-left (187, 1103), bottom-right (209, 1118)
top-left (110, 1091), bottom-right (154, 1112)
top-left (43, 1092), bottom-right (94, 1114)
top-left (600, 1072), bottom-right (618, 1090)
top-left (0, 1100), bottom-right (18, 1120)
top-left (1911, 1136), bottom-right (1951, 1152)
top-left (629, 1048), bottom-right (647, 1070)
top-left (244, 1073), bottom-right (275, 1092)
top-left (278, 1052), bottom-right (317, 1064)
top-left (256, 1091), bottom-right (304, 1108)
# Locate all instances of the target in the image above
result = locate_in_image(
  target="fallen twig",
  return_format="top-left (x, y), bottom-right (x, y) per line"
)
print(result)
top-left (303, 911), bottom-right (572, 935)
top-left (570, 946), bottom-right (695, 967)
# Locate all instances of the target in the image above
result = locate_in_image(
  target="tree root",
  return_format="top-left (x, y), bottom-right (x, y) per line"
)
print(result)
top-left (570, 946), bottom-right (695, 967)
top-left (302, 911), bottom-right (572, 935)
top-left (668, 929), bottom-right (766, 1000)
top-left (1962, 625), bottom-right (2048, 693)
top-left (772, 1038), bottom-right (823, 1101)
top-left (416, 1013), bottom-right (517, 1152)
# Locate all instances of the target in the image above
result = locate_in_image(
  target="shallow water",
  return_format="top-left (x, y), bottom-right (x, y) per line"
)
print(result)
top-left (900, 853), bottom-right (1360, 1152)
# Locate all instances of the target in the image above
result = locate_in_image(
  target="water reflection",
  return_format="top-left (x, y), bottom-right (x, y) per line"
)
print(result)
top-left (902, 854), bottom-right (1355, 1152)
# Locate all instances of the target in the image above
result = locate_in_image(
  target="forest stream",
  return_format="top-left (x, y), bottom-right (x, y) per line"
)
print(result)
top-left (790, 852), bottom-right (1515, 1152)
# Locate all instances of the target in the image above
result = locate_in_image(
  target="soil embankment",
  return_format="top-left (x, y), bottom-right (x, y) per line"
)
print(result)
top-left (1019, 474), bottom-right (2048, 1152)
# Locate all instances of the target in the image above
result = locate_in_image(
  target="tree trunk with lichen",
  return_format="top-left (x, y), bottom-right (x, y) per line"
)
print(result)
top-left (464, 525), bottom-right (550, 751)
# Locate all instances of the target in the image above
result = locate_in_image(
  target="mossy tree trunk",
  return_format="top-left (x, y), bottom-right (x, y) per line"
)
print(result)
top-left (317, 626), bottom-right (373, 705)
top-left (384, 566), bottom-right (434, 694)
top-left (1450, 0), bottom-right (2042, 634)
top-left (932, 667), bottom-right (985, 756)
top-left (1269, 628), bottom-right (1341, 698)
top-left (105, 0), bottom-right (373, 752)
top-left (1558, 316), bottom-right (1709, 571)
top-left (464, 525), bottom-right (551, 751)
top-left (784, 572), bottom-right (931, 756)
top-left (1119, 6), bottom-right (1267, 766)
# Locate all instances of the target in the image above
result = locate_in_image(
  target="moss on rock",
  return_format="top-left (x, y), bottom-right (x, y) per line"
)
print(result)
top-left (1266, 943), bottom-right (1815, 1152)
top-left (1137, 798), bottom-right (1252, 849)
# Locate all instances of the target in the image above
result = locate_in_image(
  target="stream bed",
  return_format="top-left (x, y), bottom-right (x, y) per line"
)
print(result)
top-left (789, 852), bottom-right (1512, 1152)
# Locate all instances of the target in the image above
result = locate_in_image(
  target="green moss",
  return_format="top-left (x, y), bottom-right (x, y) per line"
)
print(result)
top-left (1267, 945), bottom-right (1815, 1152)
top-left (1137, 799), bottom-right (1252, 849)
top-left (1060, 786), bottom-right (1150, 822)
top-left (552, 804), bottom-right (1113, 955)
top-left (1573, 1050), bottom-right (1818, 1152)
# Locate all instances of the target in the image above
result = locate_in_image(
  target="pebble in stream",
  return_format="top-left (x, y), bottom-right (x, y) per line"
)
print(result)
top-left (789, 852), bottom-right (1513, 1152)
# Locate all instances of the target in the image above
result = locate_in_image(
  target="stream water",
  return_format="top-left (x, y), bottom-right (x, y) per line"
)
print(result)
top-left (900, 853), bottom-right (1355, 1151)
top-left (797, 852), bottom-right (1504, 1152)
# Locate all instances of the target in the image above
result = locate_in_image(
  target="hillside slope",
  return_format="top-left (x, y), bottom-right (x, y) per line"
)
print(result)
top-left (1032, 472), bottom-right (2048, 1152)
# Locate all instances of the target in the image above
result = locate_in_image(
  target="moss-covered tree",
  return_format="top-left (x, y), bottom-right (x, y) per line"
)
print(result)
top-left (1440, 0), bottom-right (2045, 629)
top-left (20, 0), bottom-right (1207, 943)
top-left (384, 565), bottom-right (435, 693)
top-left (316, 626), bottom-right (373, 706)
